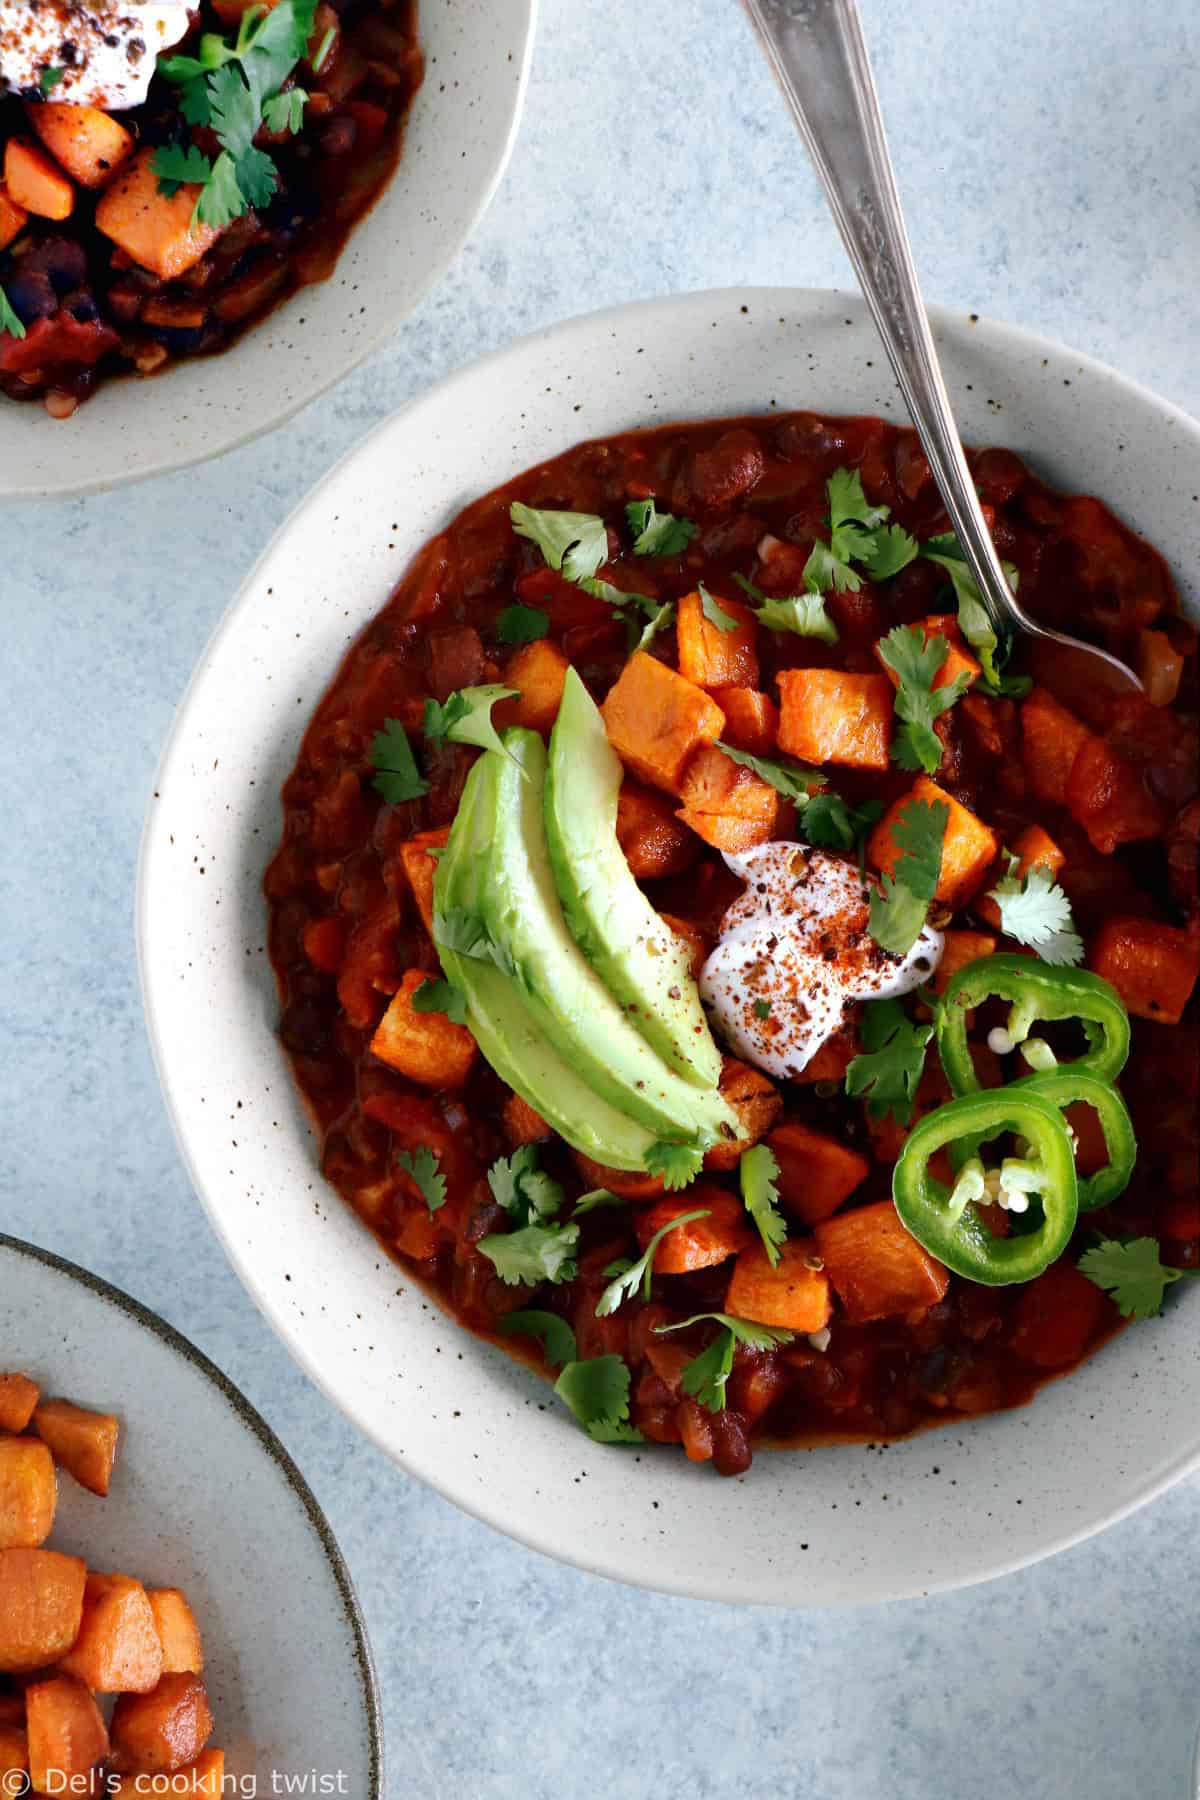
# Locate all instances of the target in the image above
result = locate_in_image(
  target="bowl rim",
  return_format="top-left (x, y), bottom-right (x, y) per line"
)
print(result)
top-left (0, 0), bottom-right (539, 502)
top-left (0, 1229), bottom-right (385, 1782)
top-left (137, 285), bottom-right (1200, 1605)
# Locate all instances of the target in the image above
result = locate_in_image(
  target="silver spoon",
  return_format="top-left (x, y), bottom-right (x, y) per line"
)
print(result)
top-left (742, 0), bottom-right (1142, 693)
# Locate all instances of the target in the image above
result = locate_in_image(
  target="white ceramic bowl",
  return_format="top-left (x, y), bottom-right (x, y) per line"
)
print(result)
top-left (0, 1232), bottom-right (381, 1791)
top-left (138, 287), bottom-right (1200, 1606)
top-left (0, 0), bottom-right (536, 500)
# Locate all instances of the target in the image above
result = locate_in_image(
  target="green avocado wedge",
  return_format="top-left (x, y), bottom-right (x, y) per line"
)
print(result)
top-left (473, 729), bottom-right (737, 1146)
top-left (544, 668), bottom-right (722, 1089)
top-left (432, 756), bottom-right (658, 1171)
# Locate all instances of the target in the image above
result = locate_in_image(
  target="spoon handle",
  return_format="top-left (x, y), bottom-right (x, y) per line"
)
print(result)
top-left (741, 0), bottom-right (1025, 647)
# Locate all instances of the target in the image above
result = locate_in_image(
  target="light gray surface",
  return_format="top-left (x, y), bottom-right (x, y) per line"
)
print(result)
top-left (1, 0), bottom-right (1197, 1795)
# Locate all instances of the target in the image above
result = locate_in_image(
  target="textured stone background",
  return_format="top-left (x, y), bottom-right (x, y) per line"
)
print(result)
top-left (3, 2), bottom-right (1199, 1795)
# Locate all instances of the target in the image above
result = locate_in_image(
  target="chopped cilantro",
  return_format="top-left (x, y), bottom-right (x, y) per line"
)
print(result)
top-left (739, 1144), bottom-right (787, 1267)
top-left (844, 997), bottom-right (933, 1124)
top-left (479, 1222), bottom-right (579, 1286)
top-left (422, 684), bottom-right (521, 766)
top-left (397, 1146), bottom-right (446, 1213)
top-left (369, 718), bottom-right (429, 804)
top-left (0, 285), bottom-right (25, 343)
top-left (655, 1314), bottom-right (794, 1413)
top-left (752, 999), bottom-right (772, 1021)
top-left (626, 497), bottom-right (698, 557)
top-left (487, 1143), bottom-right (564, 1222)
top-left (732, 574), bottom-right (839, 644)
top-left (876, 624), bottom-right (972, 775)
top-left (39, 66), bottom-right (65, 94)
top-left (632, 599), bottom-right (676, 652)
top-left (496, 603), bottom-right (549, 645)
top-left (500, 1309), bottom-right (578, 1369)
top-left (800, 792), bottom-right (883, 852)
top-left (572, 1188), bottom-right (624, 1215)
top-left (262, 86), bottom-right (308, 133)
top-left (644, 1140), bottom-right (705, 1190)
top-left (803, 467), bottom-right (900, 595)
top-left (510, 502), bottom-right (608, 583)
top-left (861, 522), bottom-right (920, 581)
top-left (868, 797), bottom-right (948, 956)
top-left (698, 583), bottom-right (738, 633)
top-left (986, 856), bottom-right (1083, 967)
top-left (717, 744), bottom-right (825, 805)
top-left (596, 1208), bottom-right (712, 1315)
top-left (554, 1355), bottom-right (644, 1442)
top-left (410, 975), bottom-right (468, 1026)
top-left (432, 907), bottom-right (517, 979)
top-left (1077, 1236), bottom-right (1199, 1321)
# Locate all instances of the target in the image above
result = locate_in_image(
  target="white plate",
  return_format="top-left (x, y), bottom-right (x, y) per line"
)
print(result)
top-left (138, 287), bottom-right (1200, 1606)
top-left (0, 0), bottom-right (537, 500)
top-left (0, 1233), bottom-right (381, 1790)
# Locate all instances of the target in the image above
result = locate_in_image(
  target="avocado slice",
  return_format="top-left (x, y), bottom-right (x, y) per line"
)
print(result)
top-left (432, 751), bottom-right (658, 1171)
top-left (472, 728), bottom-right (737, 1145)
top-left (545, 668), bottom-right (722, 1089)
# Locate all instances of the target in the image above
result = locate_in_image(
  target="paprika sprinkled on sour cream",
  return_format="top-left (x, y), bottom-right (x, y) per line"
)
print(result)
top-left (0, 2), bottom-right (190, 109)
top-left (699, 843), bottom-right (943, 1080)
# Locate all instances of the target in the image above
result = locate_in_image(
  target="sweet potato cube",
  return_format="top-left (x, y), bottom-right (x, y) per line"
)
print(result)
top-left (369, 969), bottom-right (477, 1087)
top-left (398, 826), bottom-right (450, 937)
top-left (615, 781), bottom-right (699, 878)
top-left (95, 149), bottom-right (221, 279)
top-left (59, 1573), bottom-right (163, 1695)
top-left (932, 928), bottom-right (996, 993)
top-left (0, 1440), bottom-right (56, 1551)
top-left (109, 1745), bottom-right (226, 1797)
top-left (493, 640), bottom-right (570, 735)
top-left (29, 103), bottom-right (134, 189)
top-left (767, 1119), bottom-right (869, 1226)
top-left (571, 1153), bottom-right (665, 1202)
top-left (634, 1188), bottom-right (753, 1272)
top-left (0, 1373), bottom-right (39, 1434)
top-left (814, 1200), bottom-right (950, 1322)
top-left (1089, 915), bottom-right (1200, 1024)
top-left (878, 614), bottom-right (980, 692)
top-left (1064, 735), bottom-right (1165, 853)
top-left (502, 1092), bottom-right (551, 1147)
top-left (725, 1240), bottom-right (833, 1331)
top-left (676, 591), bottom-right (759, 689)
top-left (147, 1590), bottom-right (204, 1677)
top-left (793, 1026), bottom-right (859, 1085)
top-left (25, 1677), bottom-right (108, 1792)
top-left (0, 1723), bottom-right (27, 1783)
top-left (868, 775), bottom-right (999, 908)
top-left (776, 669), bottom-right (893, 770)
top-left (110, 1672), bottom-right (213, 1777)
top-left (703, 1058), bottom-right (782, 1171)
top-left (1021, 686), bottom-right (1091, 805)
top-left (676, 744), bottom-right (779, 852)
top-left (33, 1399), bottom-right (118, 1498)
top-left (0, 1548), bottom-right (86, 1673)
top-left (0, 186), bottom-right (27, 251)
top-left (601, 651), bottom-right (725, 794)
top-left (3, 140), bottom-right (73, 220)
top-left (0, 1697), bottom-right (23, 1728)
top-left (712, 686), bottom-right (778, 757)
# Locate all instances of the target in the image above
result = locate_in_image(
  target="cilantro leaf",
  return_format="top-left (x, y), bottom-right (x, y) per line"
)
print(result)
top-left (496, 604), bottom-right (549, 645)
top-left (231, 144), bottom-right (279, 211)
top-left (1077, 1236), bottom-right (1198, 1321)
top-left (487, 1143), bottom-right (564, 1223)
top-left (739, 1144), bottom-right (787, 1267)
top-left (149, 142), bottom-right (214, 197)
top-left (369, 719), bottom-right (429, 803)
top-left (922, 533), bottom-right (1020, 688)
top-left (500, 1309), bottom-right (578, 1369)
top-left (596, 1208), bottom-right (712, 1316)
top-left (867, 798), bottom-right (948, 956)
top-left (422, 684), bottom-right (520, 766)
top-left (759, 592), bottom-right (839, 643)
top-left (0, 285), bottom-right (26, 343)
top-left (804, 536), bottom-right (863, 596)
top-left (698, 583), bottom-right (738, 633)
top-left (554, 1355), bottom-right (644, 1442)
top-left (39, 66), bottom-right (65, 94)
top-left (828, 466), bottom-right (890, 540)
top-left (877, 624), bottom-right (972, 775)
top-left (986, 858), bottom-right (1084, 967)
top-left (801, 792), bottom-right (883, 851)
top-left (626, 498), bottom-right (698, 558)
top-left (861, 522), bottom-right (919, 580)
top-left (410, 975), bottom-right (468, 1026)
top-left (844, 997), bottom-right (933, 1124)
top-left (753, 1000), bottom-right (772, 1020)
top-left (193, 149), bottom-right (248, 229)
top-left (432, 907), bottom-right (517, 979)
top-left (799, 466), bottom-right (916, 599)
top-left (263, 86), bottom-right (308, 133)
top-left (397, 1146), bottom-right (446, 1213)
top-left (208, 59), bottom-right (260, 156)
top-left (479, 1221), bottom-right (579, 1286)
top-left (510, 502), bottom-right (609, 584)
top-left (644, 1140), bottom-right (705, 1191)
top-left (655, 1314), bottom-right (794, 1413)
top-left (717, 744), bottom-right (825, 805)
top-left (572, 1188), bottom-right (624, 1216)
top-left (632, 599), bottom-right (676, 652)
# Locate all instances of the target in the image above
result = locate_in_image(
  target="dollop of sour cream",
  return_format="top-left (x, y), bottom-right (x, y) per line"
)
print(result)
top-left (0, 2), bottom-right (190, 110)
top-left (699, 843), bottom-right (943, 1080)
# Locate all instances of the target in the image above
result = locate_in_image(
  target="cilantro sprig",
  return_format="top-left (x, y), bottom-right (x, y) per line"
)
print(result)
top-left (370, 719), bottom-right (429, 804)
top-left (410, 975), bottom-right (468, 1026)
top-left (655, 1314), bottom-right (794, 1413)
top-left (877, 624), bottom-right (972, 775)
top-left (644, 1140), bottom-right (705, 1191)
top-left (423, 684), bottom-right (521, 768)
top-left (717, 744), bottom-right (826, 806)
top-left (805, 468), bottom-right (918, 595)
top-left (732, 574), bottom-right (839, 645)
top-left (501, 1309), bottom-right (578, 1369)
top-left (397, 1146), bottom-right (446, 1213)
top-left (153, 0), bottom-right (316, 229)
top-left (596, 1208), bottom-right (711, 1316)
top-left (477, 1144), bottom-right (579, 1287)
top-left (0, 285), bottom-right (25, 342)
top-left (844, 998), bottom-right (933, 1124)
top-left (496, 604), bottom-right (549, 645)
top-left (1077, 1237), bottom-right (1200, 1321)
top-left (510, 503), bottom-right (609, 583)
top-left (985, 856), bottom-right (1083, 967)
top-left (801, 792), bottom-right (883, 852)
top-left (554, 1355), bottom-right (644, 1442)
top-left (739, 1145), bottom-right (786, 1267)
top-left (921, 533), bottom-right (1029, 695)
top-left (697, 583), bottom-right (737, 633)
top-left (868, 797), bottom-right (948, 956)
top-left (433, 906), bottom-right (518, 979)
top-left (626, 498), bottom-right (698, 558)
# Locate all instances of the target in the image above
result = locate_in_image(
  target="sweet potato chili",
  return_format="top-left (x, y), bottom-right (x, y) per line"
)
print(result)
top-left (0, 1), bottom-right (421, 416)
top-left (266, 410), bottom-right (1200, 1476)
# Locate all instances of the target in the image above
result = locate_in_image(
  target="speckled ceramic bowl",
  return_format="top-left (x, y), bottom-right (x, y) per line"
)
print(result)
top-left (0, 0), bottom-right (536, 501)
top-left (138, 288), bottom-right (1200, 1606)
top-left (0, 1233), bottom-right (381, 1790)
